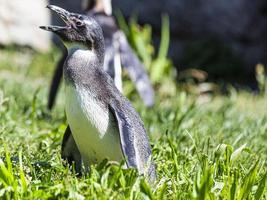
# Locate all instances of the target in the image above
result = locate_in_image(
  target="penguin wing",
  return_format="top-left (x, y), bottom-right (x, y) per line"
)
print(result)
top-left (48, 50), bottom-right (67, 110)
top-left (61, 125), bottom-right (82, 174)
top-left (116, 31), bottom-right (155, 107)
top-left (108, 103), bottom-right (138, 168)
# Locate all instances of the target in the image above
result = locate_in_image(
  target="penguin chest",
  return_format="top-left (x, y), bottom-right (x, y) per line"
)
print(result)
top-left (65, 84), bottom-right (123, 164)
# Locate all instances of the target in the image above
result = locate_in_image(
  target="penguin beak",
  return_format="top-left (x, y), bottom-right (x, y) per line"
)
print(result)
top-left (39, 5), bottom-right (72, 32)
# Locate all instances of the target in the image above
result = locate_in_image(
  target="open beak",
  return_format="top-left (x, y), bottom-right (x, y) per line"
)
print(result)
top-left (39, 5), bottom-right (72, 32)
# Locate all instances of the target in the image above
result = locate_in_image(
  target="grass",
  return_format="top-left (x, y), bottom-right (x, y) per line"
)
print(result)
top-left (0, 47), bottom-right (266, 199)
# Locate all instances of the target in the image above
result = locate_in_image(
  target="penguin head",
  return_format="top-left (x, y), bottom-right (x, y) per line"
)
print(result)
top-left (40, 5), bottom-right (104, 51)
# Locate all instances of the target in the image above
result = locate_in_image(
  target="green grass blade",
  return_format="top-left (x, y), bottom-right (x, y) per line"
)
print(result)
top-left (114, 9), bottom-right (130, 37)
top-left (19, 151), bottom-right (27, 195)
top-left (254, 170), bottom-right (267, 200)
top-left (230, 143), bottom-right (247, 163)
top-left (140, 179), bottom-right (155, 200)
top-left (237, 160), bottom-right (259, 200)
top-left (158, 14), bottom-right (170, 59)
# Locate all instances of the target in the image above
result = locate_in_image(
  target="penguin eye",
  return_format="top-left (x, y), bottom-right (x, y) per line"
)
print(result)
top-left (75, 21), bottom-right (83, 27)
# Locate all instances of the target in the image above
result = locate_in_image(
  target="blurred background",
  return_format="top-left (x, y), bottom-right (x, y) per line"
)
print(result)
top-left (1, 1), bottom-right (267, 198)
top-left (0, 0), bottom-right (267, 90)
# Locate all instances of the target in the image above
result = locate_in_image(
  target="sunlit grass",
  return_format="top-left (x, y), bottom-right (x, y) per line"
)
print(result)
top-left (0, 48), bottom-right (266, 199)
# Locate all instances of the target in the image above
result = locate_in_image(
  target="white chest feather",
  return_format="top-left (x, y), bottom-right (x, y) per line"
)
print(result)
top-left (65, 84), bottom-right (123, 164)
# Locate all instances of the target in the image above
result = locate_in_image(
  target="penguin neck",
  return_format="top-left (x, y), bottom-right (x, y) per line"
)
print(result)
top-left (64, 47), bottom-right (101, 87)
top-left (90, 38), bottom-right (105, 66)
top-left (63, 40), bottom-right (105, 67)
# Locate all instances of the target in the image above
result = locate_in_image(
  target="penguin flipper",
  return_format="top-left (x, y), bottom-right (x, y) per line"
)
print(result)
top-left (61, 125), bottom-right (82, 175)
top-left (48, 51), bottom-right (67, 110)
top-left (117, 31), bottom-right (155, 107)
top-left (108, 104), bottom-right (138, 168)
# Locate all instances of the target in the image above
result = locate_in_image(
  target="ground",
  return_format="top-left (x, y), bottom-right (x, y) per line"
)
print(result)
top-left (0, 47), bottom-right (266, 199)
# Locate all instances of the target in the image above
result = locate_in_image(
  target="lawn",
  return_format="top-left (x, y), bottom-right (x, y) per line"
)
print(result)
top-left (0, 47), bottom-right (266, 199)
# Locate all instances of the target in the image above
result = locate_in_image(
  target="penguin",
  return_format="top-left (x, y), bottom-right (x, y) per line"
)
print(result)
top-left (47, 0), bottom-right (155, 110)
top-left (40, 5), bottom-right (156, 182)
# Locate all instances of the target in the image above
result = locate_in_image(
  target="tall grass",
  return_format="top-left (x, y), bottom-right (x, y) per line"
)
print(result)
top-left (0, 33), bottom-right (266, 199)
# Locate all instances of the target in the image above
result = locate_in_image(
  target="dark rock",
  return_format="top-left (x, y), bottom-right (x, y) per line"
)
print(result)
top-left (2, 0), bottom-right (266, 81)
top-left (113, 0), bottom-right (267, 81)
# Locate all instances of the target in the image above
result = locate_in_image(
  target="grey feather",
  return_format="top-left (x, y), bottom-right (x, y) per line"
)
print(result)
top-left (117, 31), bottom-right (155, 107)
top-left (108, 104), bottom-right (137, 168)
top-left (47, 9), bottom-right (154, 110)
top-left (41, 5), bottom-right (156, 183)
top-left (64, 48), bottom-right (156, 181)
top-left (91, 12), bottom-right (155, 107)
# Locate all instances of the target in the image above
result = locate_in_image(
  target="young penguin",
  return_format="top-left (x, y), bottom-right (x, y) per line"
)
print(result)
top-left (47, 0), bottom-right (155, 110)
top-left (40, 5), bottom-right (156, 182)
